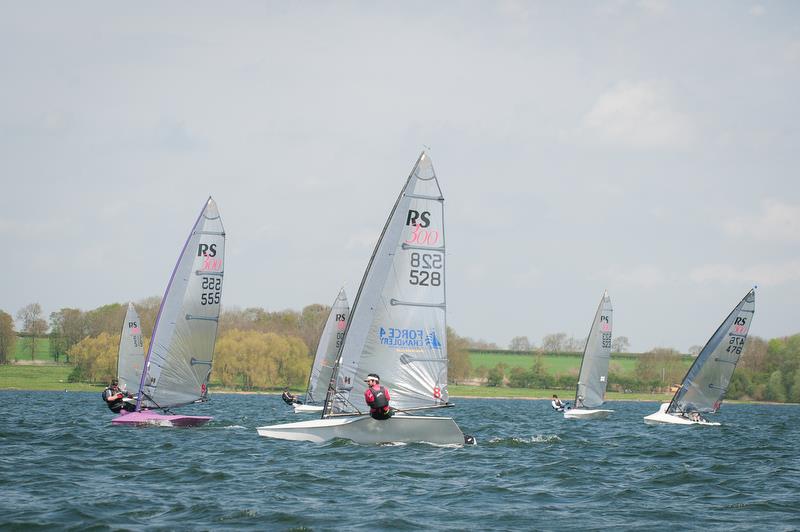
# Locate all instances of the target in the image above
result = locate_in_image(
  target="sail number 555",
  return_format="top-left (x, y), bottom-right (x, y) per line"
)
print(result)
top-left (200, 276), bottom-right (221, 305)
top-left (409, 252), bottom-right (442, 286)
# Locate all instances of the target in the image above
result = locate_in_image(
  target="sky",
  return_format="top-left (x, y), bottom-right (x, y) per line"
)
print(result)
top-left (1, 1), bottom-right (798, 353)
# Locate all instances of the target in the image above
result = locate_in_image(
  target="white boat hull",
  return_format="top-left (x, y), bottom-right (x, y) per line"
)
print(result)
top-left (293, 404), bottom-right (323, 414)
top-left (257, 414), bottom-right (469, 445)
top-left (563, 408), bottom-right (613, 419)
top-left (643, 403), bottom-right (720, 426)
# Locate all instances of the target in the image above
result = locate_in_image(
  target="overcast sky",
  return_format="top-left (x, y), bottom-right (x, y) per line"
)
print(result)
top-left (2, 1), bottom-right (798, 352)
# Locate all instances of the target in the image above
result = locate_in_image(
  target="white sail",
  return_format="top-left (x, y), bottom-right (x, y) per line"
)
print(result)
top-left (117, 302), bottom-right (144, 395)
top-left (303, 289), bottom-right (350, 405)
top-left (325, 153), bottom-right (449, 415)
top-left (136, 197), bottom-right (225, 410)
top-left (667, 288), bottom-right (755, 415)
top-left (574, 291), bottom-right (613, 409)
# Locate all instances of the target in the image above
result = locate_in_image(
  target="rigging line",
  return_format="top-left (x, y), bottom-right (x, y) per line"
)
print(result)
top-left (139, 392), bottom-right (174, 415)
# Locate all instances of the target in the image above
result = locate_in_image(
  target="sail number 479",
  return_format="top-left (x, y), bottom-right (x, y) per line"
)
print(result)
top-left (409, 252), bottom-right (442, 287)
top-left (200, 276), bottom-right (221, 305)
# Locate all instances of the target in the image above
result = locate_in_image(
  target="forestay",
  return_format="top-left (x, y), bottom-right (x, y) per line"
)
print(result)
top-left (304, 289), bottom-right (350, 405)
top-left (117, 302), bottom-right (145, 395)
top-left (574, 291), bottom-right (613, 408)
top-left (136, 197), bottom-right (225, 410)
top-left (325, 153), bottom-right (449, 415)
top-left (668, 289), bottom-right (755, 415)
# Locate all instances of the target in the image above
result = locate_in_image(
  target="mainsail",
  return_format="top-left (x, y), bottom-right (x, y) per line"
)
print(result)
top-left (117, 302), bottom-right (145, 395)
top-left (667, 288), bottom-right (756, 415)
top-left (324, 152), bottom-right (449, 415)
top-left (135, 197), bottom-right (225, 411)
top-left (304, 289), bottom-right (350, 405)
top-left (574, 291), bottom-right (613, 409)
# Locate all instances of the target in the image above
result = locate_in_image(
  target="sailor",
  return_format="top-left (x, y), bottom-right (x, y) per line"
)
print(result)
top-left (102, 378), bottom-right (135, 413)
top-left (551, 394), bottom-right (565, 411)
top-left (364, 373), bottom-right (393, 420)
top-left (575, 395), bottom-right (585, 409)
top-left (281, 388), bottom-right (302, 405)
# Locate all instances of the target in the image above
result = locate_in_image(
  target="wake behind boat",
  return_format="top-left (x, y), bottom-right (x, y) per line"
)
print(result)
top-left (113, 197), bottom-right (226, 427)
top-left (564, 291), bottom-right (614, 420)
top-left (644, 288), bottom-right (755, 426)
top-left (257, 152), bottom-right (473, 445)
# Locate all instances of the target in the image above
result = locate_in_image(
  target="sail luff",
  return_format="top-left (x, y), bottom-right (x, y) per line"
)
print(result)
top-left (322, 152), bottom-right (431, 418)
top-left (304, 289), bottom-right (349, 404)
top-left (573, 291), bottom-right (612, 408)
top-left (117, 302), bottom-right (144, 395)
top-left (135, 198), bottom-right (210, 411)
top-left (574, 293), bottom-right (601, 406)
top-left (667, 288), bottom-right (755, 414)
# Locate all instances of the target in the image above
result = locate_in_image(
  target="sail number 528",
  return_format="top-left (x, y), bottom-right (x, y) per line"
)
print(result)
top-left (409, 252), bottom-right (442, 287)
top-left (201, 276), bottom-right (221, 305)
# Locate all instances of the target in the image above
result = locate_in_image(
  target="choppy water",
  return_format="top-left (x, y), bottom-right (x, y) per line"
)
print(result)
top-left (1, 391), bottom-right (799, 530)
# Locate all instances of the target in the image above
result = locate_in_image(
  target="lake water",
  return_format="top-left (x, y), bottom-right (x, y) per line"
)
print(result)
top-left (1, 391), bottom-right (799, 530)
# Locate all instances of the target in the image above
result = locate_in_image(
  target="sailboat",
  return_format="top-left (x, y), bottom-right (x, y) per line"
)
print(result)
top-left (644, 288), bottom-right (755, 426)
top-left (258, 152), bottom-right (473, 445)
top-left (116, 302), bottom-right (145, 408)
top-left (293, 289), bottom-right (350, 414)
top-left (564, 290), bottom-right (614, 419)
top-left (113, 197), bottom-right (225, 427)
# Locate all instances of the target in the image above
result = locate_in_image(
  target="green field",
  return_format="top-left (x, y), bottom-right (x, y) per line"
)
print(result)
top-left (448, 384), bottom-right (671, 402)
top-left (0, 364), bottom-right (99, 392)
top-left (468, 351), bottom-right (646, 376)
top-left (13, 336), bottom-right (53, 362)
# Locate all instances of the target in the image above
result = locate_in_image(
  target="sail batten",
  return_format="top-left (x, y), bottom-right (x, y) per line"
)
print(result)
top-left (667, 289), bottom-right (755, 415)
top-left (324, 153), bottom-right (449, 416)
top-left (135, 197), bottom-right (225, 411)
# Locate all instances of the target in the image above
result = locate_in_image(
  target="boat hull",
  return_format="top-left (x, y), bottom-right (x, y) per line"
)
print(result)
top-left (293, 404), bottom-right (324, 414)
top-left (257, 414), bottom-right (468, 445)
top-left (111, 410), bottom-right (212, 427)
top-left (643, 403), bottom-right (720, 426)
top-left (564, 408), bottom-right (613, 419)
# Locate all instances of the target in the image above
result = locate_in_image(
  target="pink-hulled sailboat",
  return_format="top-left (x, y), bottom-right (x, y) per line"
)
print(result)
top-left (113, 197), bottom-right (225, 427)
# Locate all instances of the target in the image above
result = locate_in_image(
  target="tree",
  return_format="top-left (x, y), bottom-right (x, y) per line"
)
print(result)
top-left (213, 329), bottom-right (309, 389)
top-left (635, 347), bottom-right (685, 389)
top-left (67, 332), bottom-right (119, 383)
top-left (564, 336), bottom-right (586, 352)
top-left (0, 310), bottom-right (16, 364)
top-left (50, 308), bottom-right (87, 363)
top-left (508, 336), bottom-right (532, 351)
top-left (612, 336), bottom-right (630, 353)
top-left (688, 345), bottom-right (703, 357)
top-left (765, 370), bottom-right (787, 402)
top-left (447, 327), bottom-right (472, 383)
top-left (16, 303), bottom-right (48, 360)
top-left (740, 336), bottom-right (769, 373)
top-left (541, 332), bottom-right (567, 352)
top-left (487, 363), bottom-right (506, 387)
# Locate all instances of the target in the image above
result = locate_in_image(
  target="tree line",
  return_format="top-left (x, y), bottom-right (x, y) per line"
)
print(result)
top-left (0, 300), bottom-right (472, 391)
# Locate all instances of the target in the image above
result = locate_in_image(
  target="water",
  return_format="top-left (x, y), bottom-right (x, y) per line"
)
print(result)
top-left (1, 391), bottom-right (799, 530)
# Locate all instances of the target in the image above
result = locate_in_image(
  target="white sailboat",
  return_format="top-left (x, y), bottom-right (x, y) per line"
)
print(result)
top-left (564, 291), bottom-right (614, 419)
top-left (644, 288), bottom-right (755, 426)
top-left (116, 302), bottom-right (145, 408)
top-left (293, 289), bottom-right (350, 414)
top-left (113, 197), bottom-right (226, 427)
top-left (258, 152), bottom-right (473, 445)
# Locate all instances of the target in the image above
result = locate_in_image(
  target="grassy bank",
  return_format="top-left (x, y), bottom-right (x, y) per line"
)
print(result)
top-left (448, 384), bottom-right (671, 402)
top-left (0, 364), bottom-right (100, 392)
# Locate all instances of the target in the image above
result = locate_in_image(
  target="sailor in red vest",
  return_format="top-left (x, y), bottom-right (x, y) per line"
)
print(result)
top-left (364, 373), bottom-right (393, 420)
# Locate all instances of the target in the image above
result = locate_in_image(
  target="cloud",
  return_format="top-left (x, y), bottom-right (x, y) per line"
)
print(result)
top-left (723, 199), bottom-right (800, 243)
top-left (690, 260), bottom-right (800, 287)
top-left (580, 81), bottom-right (695, 149)
top-left (591, 264), bottom-right (669, 287)
top-left (749, 4), bottom-right (766, 16)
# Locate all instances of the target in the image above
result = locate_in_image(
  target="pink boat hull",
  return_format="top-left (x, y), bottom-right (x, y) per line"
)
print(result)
top-left (111, 410), bottom-right (212, 427)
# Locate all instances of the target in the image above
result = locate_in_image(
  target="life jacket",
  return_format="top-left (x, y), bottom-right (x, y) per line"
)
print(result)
top-left (367, 385), bottom-right (389, 410)
top-left (103, 387), bottom-right (123, 412)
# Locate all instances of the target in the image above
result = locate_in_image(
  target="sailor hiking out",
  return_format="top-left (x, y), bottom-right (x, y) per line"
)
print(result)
top-left (364, 373), bottom-right (394, 420)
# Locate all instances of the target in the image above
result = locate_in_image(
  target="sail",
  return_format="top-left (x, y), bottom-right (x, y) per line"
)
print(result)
top-left (117, 302), bottom-right (145, 395)
top-left (574, 291), bottom-right (613, 408)
top-left (325, 153), bottom-right (449, 415)
top-left (136, 197), bottom-right (225, 410)
top-left (304, 289), bottom-right (350, 405)
top-left (668, 289), bottom-right (756, 415)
